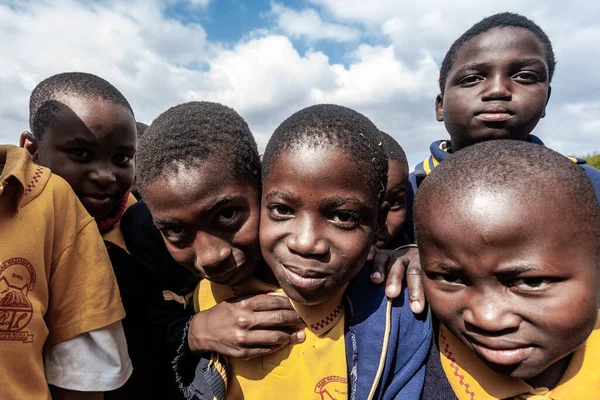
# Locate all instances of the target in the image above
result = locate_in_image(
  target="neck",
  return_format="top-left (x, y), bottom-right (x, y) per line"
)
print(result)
top-left (524, 354), bottom-right (571, 389)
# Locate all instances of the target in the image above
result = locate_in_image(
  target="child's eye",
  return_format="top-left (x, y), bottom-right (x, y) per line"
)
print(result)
top-left (160, 226), bottom-right (187, 240)
top-left (510, 277), bottom-right (552, 290)
top-left (114, 154), bottom-right (133, 165)
top-left (429, 273), bottom-right (465, 285)
top-left (69, 149), bottom-right (91, 160)
top-left (513, 71), bottom-right (540, 83)
top-left (329, 210), bottom-right (360, 229)
top-left (267, 204), bottom-right (294, 220)
top-left (457, 75), bottom-right (483, 86)
top-left (216, 208), bottom-right (240, 226)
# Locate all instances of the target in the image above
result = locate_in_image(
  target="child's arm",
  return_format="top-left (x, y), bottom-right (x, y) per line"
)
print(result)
top-left (44, 321), bottom-right (132, 393)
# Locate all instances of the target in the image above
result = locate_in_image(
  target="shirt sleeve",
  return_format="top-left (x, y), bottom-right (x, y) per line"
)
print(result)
top-left (46, 218), bottom-right (125, 346)
top-left (44, 321), bottom-right (133, 391)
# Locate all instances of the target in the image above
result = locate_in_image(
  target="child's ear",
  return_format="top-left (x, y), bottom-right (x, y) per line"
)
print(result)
top-left (19, 131), bottom-right (39, 161)
top-left (541, 86), bottom-right (552, 118)
top-left (260, 154), bottom-right (264, 163)
top-left (375, 200), bottom-right (390, 241)
top-left (435, 94), bottom-right (444, 122)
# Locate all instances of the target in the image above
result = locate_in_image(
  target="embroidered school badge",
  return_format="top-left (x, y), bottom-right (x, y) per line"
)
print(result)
top-left (314, 375), bottom-right (347, 400)
top-left (0, 258), bottom-right (36, 342)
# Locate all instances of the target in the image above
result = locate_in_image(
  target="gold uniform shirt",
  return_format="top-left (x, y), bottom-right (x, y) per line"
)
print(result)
top-left (440, 311), bottom-right (600, 399)
top-left (195, 277), bottom-right (349, 400)
top-left (0, 145), bottom-right (125, 400)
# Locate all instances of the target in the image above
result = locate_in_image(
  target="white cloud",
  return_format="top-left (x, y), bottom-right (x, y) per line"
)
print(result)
top-left (270, 2), bottom-right (360, 42)
top-left (0, 0), bottom-right (598, 169)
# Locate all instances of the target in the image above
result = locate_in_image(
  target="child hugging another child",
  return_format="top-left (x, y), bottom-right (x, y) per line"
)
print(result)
top-left (134, 101), bottom-right (431, 400)
top-left (416, 140), bottom-right (599, 399)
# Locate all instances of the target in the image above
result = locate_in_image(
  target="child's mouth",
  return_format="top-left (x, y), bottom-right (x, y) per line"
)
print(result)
top-left (80, 193), bottom-right (115, 210)
top-left (281, 263), bottom-right (329, 291)
top-left (469, 339), bottom-right (534, 366)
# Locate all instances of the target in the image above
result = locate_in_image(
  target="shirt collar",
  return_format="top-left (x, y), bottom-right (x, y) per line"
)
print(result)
top-left (208, 277), bottom-right (346, 336)
top-left (439, 312), bottom-right (600, 399)
top-left (0, 145), bottom-right (48, 209)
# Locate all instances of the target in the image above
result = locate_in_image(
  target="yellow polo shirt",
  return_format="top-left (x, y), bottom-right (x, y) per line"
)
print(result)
top-left (440, 311), bottom-right (600, 399)
top-left (0, 145), bottom-right (125, 400)
top-left (195, 277), bottom-right (348, 400)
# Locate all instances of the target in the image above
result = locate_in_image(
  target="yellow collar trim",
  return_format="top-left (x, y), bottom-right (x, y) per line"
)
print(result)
top-left (440, 312), bottom-right (600, 399)
top-left (204, 277), bottom-right (346, 336)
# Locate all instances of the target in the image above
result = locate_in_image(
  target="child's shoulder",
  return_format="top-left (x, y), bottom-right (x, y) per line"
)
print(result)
top-left (345, 264), bottom-right (431, 353)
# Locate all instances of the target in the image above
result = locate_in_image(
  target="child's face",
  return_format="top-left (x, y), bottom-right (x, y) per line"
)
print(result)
top-left (420, 190), bottom-right (598, 386)
top-left (260, 146), bottom-right (382, 305)
top-left (143, 161), bottom-right (261, 286)
top-left (375, 159), bottom-right (408, 248)
top-left (25, 97), bottom-right (137, 219)
top-left (437, 27), bottom-right (551, 151)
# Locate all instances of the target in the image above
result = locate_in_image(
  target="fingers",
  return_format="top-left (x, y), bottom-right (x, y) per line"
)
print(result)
top-left (231, 329), bottom-right (306, 360)
top-left (406, 263), bottom-right (425, 314)
top-left (384, 256), bottom-right (405, 299)
top-left (251, 309), bottom-right (306, 329)
top-left (236, 293), bottom-right (294, 312)
top-left (367, 245), bottom-right (377, 262)
top-left (370, 249), bottom-right (390, 284)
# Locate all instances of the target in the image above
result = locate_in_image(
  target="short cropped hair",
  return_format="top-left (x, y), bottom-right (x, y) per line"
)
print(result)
top-left (379, 130), bottom-right (408, 169)
top-left (262, 104), bottom-right (388, 201)
top-left (439, 12), bottom-right (556, 92)
top-left (414, 140), bottom-right (600, 256)
top-left (136, 101), bottom-right (260, 193)
top-left (29, 72), bottom-right (134, 139)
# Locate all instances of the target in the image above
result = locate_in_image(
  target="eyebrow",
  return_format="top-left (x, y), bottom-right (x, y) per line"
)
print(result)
top-left (494, 265), bottom-right (538, 276)
top-left (153, 195), bottom-right (244, 226)
top-left (512, 57), bottom-right (546, 68)
top-left (455, 62), bottom-right (491, 75)
top-left (265, 190), bottom-right (300, 204)
top-left (320, 196), bottom-right (369, 209)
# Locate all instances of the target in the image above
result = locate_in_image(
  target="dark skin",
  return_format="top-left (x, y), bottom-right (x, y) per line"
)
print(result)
top-left (375, 159), bottom-right (409, 249)
top-left (436, 27), bottom-right (551, 152)
top-left (260, 147), bottom-right (386, 305)
top-left (419, 188), bottom-right (598, 389)
top-left (20, 97), bottom-right (137, 220)
top-left (143, 162), bottom-right (307, 358)
top-left (143, 156), bottom-right (422, 358)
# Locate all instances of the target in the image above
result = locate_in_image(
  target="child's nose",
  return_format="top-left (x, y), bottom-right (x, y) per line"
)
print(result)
top-left (482, 75), bottom-right (512, 101)
top-left (193, 233), bottom-right (232, 270)
top-left (89, 167), bottom-right (117, 187)
top-left (285, 218), bottom-right (329, 256)
top-left (463, 292), bottom-right (520, 333)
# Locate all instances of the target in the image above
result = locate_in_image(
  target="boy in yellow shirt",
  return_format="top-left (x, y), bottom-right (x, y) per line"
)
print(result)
top-left (415, 140), bottom-right (599, 399)
top-left (0, 144), bottom-right (126, 399)
top-left (136, 102), bottom-right (431, 399)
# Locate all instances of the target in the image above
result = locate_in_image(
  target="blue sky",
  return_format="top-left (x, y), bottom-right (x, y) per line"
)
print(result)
top-left (1, 0), bottom-right (599, 166)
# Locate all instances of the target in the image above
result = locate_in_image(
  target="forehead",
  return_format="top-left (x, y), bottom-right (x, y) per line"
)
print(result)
top-left (145, 161), bottom-right (258, 213)
top-left (451, 26), bottom-right (548, 72)
top-left (419, 188), bottom-right (597, 271)
top-left (264, 146), bottom-right (374, 202)
top-left (45, 96), bottom-right (136, 146)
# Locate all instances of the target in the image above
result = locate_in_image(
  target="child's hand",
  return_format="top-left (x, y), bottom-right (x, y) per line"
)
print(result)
top-left (368, 245), bottom-right (425, 314)
top-left (187, 294), bottom-right (306, 359)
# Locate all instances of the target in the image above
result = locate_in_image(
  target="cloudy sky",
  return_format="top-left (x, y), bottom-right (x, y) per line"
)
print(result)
top-left (1, 0), bottom-right (598, 167)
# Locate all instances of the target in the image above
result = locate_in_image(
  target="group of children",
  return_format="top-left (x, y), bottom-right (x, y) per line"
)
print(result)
top-left (0, 11), bottom-right (598, 400)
